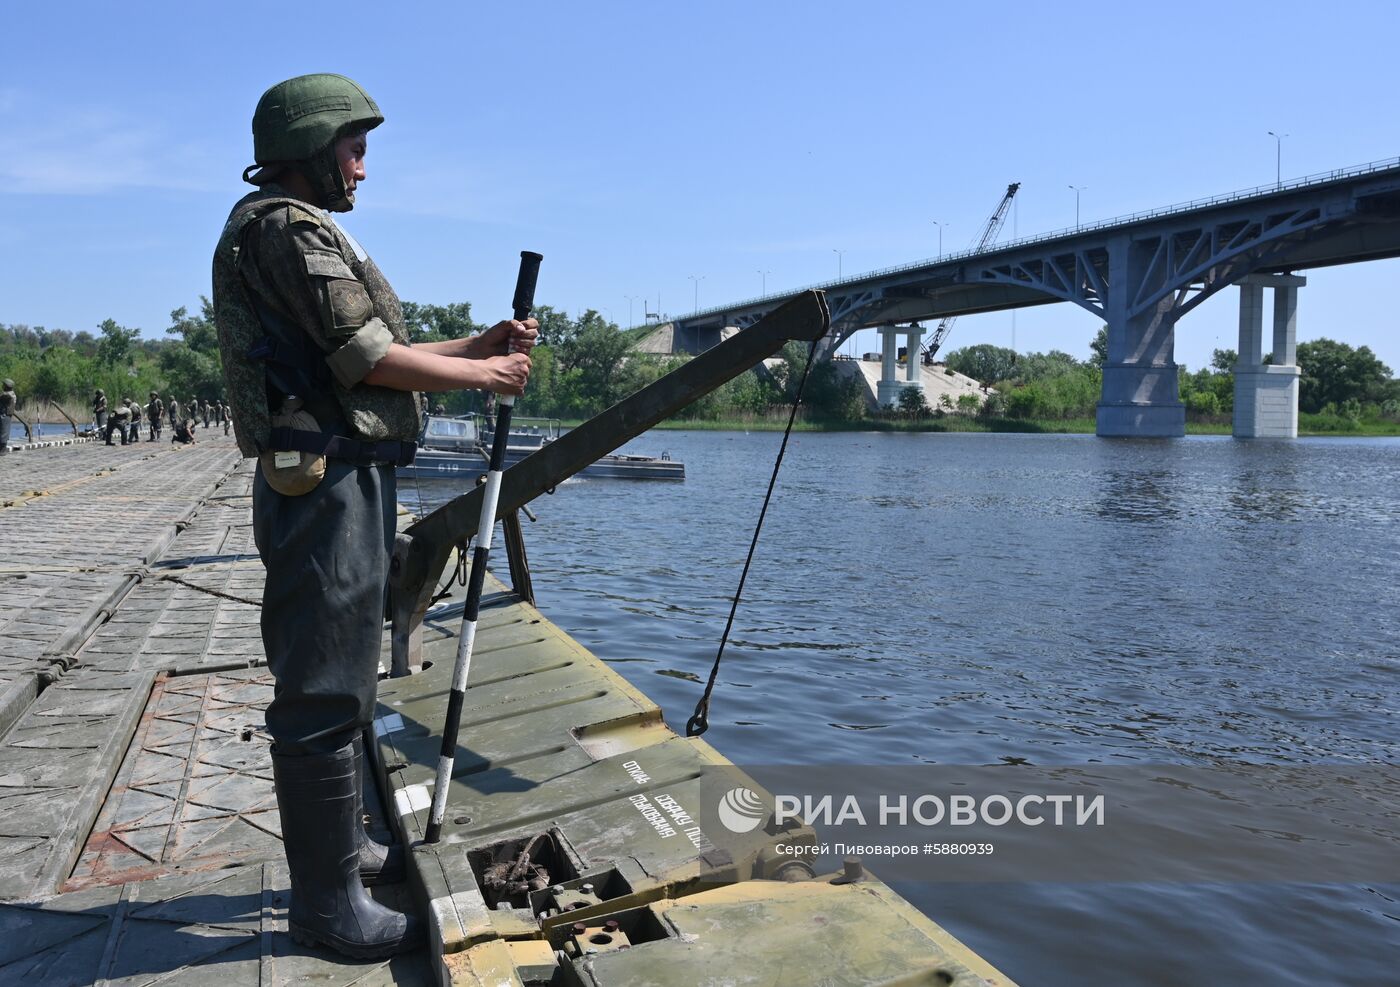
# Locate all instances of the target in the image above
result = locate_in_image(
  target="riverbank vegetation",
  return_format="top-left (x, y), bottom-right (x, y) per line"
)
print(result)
top-left (0, 302), bottom-right (223, 423)
top-left (4, 302), bottom-right (1398, 437)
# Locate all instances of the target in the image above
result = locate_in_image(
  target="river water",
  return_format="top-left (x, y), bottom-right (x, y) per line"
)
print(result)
top-left (406, 430), bottom-right (1399, 985)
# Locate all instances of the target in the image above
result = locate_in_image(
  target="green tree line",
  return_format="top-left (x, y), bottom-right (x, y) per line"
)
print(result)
top-left (5, 303), bottom-right (1396, 431)
top-left (935, 328), bottom-right (1399, 428)
top-left (390, 301), bottom-right (867, 422)
top-left (2, 300), bottom-right (849, 425)
top-left (1, 304), bottom-right (224, 424)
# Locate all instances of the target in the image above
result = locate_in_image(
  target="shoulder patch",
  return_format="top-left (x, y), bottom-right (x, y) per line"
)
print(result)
top-left (286, 203), bottom-right (322, 228)
top-left (328, 280), bottom-right (375, 331)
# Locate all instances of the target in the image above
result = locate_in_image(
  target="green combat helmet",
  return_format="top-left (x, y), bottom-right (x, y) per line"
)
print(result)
top-left (243, 73), bottom-right (383, 213)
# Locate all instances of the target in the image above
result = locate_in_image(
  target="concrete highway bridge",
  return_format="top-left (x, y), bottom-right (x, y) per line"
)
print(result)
top-left (656, 157), bottom-right (1400, 437)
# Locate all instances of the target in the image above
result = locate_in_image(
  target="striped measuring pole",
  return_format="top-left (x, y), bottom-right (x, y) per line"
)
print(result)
top-left (424, 251), bottom-right (542, 844)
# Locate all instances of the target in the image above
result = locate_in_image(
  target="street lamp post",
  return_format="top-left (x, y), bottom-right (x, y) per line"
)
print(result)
top-left (688, 274), bottom-right (705, 312)
top-left (757, 270), bottom-right (771, 295)
top-left (1068, 185), bottom-right (1087, 228)
top-left (832, 248), bottom-right (845, 279)
top-left (932, 221), bottom-right (945, 258)
top-left (624, 294), bottom-right (636, 326)
top-left (1268, 131), bottom-right (1288, 189)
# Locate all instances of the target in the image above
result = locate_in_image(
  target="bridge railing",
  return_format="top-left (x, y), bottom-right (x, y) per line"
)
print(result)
top-left (664, 154), bottom-right (1400, 325)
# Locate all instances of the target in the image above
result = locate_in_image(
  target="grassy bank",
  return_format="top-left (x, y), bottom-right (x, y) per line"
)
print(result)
top-left (1297, 413), bottom-right (1400, 435)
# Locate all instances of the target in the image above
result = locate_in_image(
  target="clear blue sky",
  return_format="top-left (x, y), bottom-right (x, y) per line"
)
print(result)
top-left (2, 0), bottom-right (1397, 373)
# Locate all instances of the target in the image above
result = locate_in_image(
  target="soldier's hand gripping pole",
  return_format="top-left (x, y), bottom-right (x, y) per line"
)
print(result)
top-left (424, 250), bottom-right (542, 845)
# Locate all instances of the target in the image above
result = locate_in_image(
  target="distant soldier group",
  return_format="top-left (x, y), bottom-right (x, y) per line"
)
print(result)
top-left (92, 387), bottom-right (229, 447)
top-left (0, 384), bottom-right (230, 452)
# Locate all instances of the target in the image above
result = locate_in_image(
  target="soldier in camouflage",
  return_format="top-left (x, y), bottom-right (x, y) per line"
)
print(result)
top-left (0, 380), bottom-right (15, 454)
top-left (213, 73), bottom-right (535, 960)
top-left (93, 389), bottom-right (108, 435)
top-left (147, 391), bottom-right (164, 442)
top-left (106, 399), bottom-right (130, 445)
top-left (127, 397), bottom-right (142, 444)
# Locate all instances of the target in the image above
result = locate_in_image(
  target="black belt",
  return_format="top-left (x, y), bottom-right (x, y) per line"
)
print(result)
top-left (268, 427), bottom-right (417, 467)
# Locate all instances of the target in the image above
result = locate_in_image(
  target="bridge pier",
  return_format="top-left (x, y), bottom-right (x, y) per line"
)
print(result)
top-left (1233, 274), bottom-right (1304, 438)
top-left (876, 325), bottom-right (925, 408)
top-left (1096, 237), bottom-right (1185, 437)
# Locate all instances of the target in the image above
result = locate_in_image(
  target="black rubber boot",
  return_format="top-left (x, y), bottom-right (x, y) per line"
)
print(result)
top-left (351, 733), bottom-right (405, 885)
top-left (272, 744), bottom-right (423, 959)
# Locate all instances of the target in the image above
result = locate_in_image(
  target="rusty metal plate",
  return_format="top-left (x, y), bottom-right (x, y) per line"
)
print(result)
top-left (65, 669), bottom-right (280, 890)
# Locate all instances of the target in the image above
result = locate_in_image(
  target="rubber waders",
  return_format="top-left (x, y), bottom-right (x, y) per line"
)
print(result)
top-left (351, 732), bottom-right (405, 885)
top-left (272, 744), bottom-right (423, 958)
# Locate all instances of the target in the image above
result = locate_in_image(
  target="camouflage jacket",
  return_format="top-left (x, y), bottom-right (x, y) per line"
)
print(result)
top-left (212, 185), bottom-right (420, 458)
top-left (147, 398), bottom-right (164, 422)
top-left (0, 391), bottom-right (15, 416)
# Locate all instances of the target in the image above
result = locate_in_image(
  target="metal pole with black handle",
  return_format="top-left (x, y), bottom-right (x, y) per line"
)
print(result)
top-left (424, 250), bottom-right (542, 844)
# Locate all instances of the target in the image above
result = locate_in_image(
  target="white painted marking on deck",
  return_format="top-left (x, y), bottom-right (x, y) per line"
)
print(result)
top-left (394, 783), bottom-right (431, 816)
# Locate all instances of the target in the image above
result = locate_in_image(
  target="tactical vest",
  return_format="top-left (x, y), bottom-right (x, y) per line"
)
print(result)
top-left (212, 188), bottom-right (421, 459)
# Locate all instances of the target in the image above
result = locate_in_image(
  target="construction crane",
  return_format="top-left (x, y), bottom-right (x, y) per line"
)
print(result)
top-left (921, 182), bottom-right (1020, 363)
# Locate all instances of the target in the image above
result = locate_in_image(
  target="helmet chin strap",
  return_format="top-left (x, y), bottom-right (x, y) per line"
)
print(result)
top-left (299, 145), bottom-right (354, 213)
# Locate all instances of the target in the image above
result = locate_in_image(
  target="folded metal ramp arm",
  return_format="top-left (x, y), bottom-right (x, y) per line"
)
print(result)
top-left (389, 290), bottom-right (830, 676)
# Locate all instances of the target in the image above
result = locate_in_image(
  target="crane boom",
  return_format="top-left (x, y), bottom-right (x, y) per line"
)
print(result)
top-left (921, 182), bottom-right (1020, 363)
